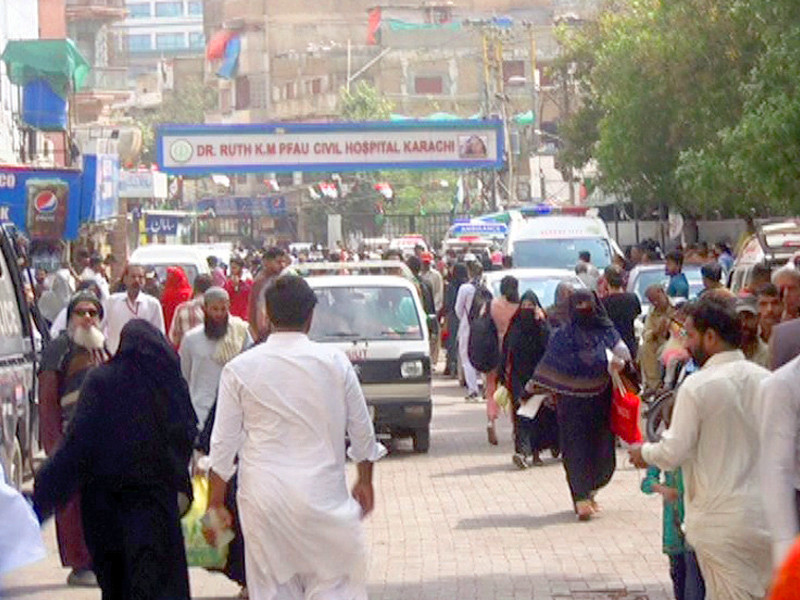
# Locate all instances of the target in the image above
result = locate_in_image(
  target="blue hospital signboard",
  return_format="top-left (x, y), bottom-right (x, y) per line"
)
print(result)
top-left (156, 120), bottom-right (505, 175)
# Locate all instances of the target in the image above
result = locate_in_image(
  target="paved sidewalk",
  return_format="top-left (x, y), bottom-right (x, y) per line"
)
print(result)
top-left (2, 375), bottom-right (672, 599)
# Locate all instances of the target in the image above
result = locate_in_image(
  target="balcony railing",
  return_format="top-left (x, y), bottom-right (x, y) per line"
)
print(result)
top-left (66, 0), bottom-right (126, 8)
top-left (66, 0), bottom-right (127, 22)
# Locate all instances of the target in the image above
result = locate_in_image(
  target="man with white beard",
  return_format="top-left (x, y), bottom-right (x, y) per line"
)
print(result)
top-left (38, 291), bottom-right (111, 587)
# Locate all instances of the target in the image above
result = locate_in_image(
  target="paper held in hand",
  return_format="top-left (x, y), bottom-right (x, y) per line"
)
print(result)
top-left (517, 394), bottom-right (547, 420)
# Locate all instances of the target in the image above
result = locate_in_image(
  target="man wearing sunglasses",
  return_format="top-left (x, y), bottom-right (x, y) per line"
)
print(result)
top-left (38, 291), bottom-right (111, 587)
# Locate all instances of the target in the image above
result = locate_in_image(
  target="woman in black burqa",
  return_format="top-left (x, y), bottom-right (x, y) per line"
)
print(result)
top-left (526, 289), bottom-right (631, 521)
top-left (498, 290), bottom-right (558, 468)
top-left (34, 320), bottom-right (197, 600)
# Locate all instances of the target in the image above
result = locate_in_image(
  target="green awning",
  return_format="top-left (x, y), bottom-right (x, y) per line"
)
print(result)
top-left (387, 19), bottom-right (462, 32)
top-left (1, 39), bottom-right (90, 97)
top-left (513, 110), bottom-right (535, 125)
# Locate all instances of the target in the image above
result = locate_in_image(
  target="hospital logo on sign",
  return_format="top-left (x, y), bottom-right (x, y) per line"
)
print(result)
top-left (169, 139), bottom-right (194, 163)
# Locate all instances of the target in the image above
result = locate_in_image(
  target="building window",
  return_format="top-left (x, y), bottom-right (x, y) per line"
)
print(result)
top-left (156, 33), bottom-right (185, 49)
top-left (311, 78), bottom-right (322, 95)
top-left (235, 76), bottom-right (250, 110)
top-left (189, 32), bottom-right (205, 48)
top-left (220, 88), bottom-right (231, 113)
top-left (128, 3), bottom-right (151, 18)
top-left (187, 1), bottom-right (203, 16)
top-left (127, 34), bottom-right (152, 52)
top-left (285, 82), bottom-right (295, 100)
top-left (155, 2), bottom-right (183, 17)
top-left (425, 6), bottom-right (453, 24)
top-left (503, 60), bottom-right (525, 84)
top-left (414, 76), bottom-right (443, 95)
top-left (249, 74), bottom-right (267, 108)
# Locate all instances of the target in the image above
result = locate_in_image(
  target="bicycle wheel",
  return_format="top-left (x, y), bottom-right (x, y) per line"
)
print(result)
top-left (645, 390), bottom-right (675, 443)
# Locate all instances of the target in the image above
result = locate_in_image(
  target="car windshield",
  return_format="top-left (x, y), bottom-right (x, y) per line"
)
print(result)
top-left (635, 266), bottom-right (703, 304)
top-left (489, 276), bottom-right (580, 308)
top-left (309, 286), bottom-right (423, 341)
top-left (512, 238), bottom-right (613, 270)
top-left (633, 270), bottom-right (669, 304)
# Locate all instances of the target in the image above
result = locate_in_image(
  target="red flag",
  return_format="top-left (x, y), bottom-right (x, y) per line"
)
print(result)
top-left (206, 30), bottom-right (234, 61)
top-left (366, 8), bottom-right (381, 45)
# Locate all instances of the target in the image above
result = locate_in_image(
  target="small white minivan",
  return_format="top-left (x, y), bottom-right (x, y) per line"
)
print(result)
top-left (306, 274), bottom-right (432, 452)
top-left (128, 244), bottom-right (211, 285)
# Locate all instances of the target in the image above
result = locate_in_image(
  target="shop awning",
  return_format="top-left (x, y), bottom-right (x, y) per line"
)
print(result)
top-left (1, 39), bottom-right (90, 97)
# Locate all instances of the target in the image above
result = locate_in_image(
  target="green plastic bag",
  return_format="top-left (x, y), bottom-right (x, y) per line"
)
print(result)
top-left (494, 385), bottom-right (511, 411)
top-left (181, 475), bottom-right (229, 569)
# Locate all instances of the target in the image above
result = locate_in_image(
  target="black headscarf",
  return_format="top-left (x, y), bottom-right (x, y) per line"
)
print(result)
top-left (445, 262), bottom-right (469, 313)
top-left (547, 281), bottom-right (574, 328)
top-left (115, 320), bottom-right (197, 495)
top-left (531, 289), bottom-right (621, 398)
top-left (500, 290), bottom-right (551, 399)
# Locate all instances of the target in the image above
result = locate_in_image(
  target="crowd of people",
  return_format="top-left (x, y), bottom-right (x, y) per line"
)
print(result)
top-left (3, 233), bottom-right (800, 600)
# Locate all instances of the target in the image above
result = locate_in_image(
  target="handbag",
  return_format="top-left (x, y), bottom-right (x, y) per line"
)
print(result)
top-left (610, 369), bottom-right (643, 444)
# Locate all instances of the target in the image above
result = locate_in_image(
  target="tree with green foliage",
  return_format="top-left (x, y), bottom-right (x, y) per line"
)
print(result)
top-left (339, 80), bottom-right (394, 121)
top-left (679, 0), bottom-right (800, 215)
top-left (131, 78), bottom-right (216, 164)
top-left (556, 0), bottom-right (762, 216)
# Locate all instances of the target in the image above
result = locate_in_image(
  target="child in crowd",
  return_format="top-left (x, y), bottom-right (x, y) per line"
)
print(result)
top-left (640, 401), bottom-right (705, 600)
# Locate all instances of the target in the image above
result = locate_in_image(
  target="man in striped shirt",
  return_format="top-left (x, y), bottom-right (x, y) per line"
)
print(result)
top-left (168, 274), bottom-right (213, 348)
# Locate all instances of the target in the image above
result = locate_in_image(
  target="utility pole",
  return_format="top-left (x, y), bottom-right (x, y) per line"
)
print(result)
top-left (562, 66), bottom-right (575, 205)
top-left (528, 24), bottom-right (545, 203)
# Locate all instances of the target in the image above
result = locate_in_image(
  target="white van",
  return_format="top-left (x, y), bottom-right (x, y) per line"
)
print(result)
top-left (128, 244), bottom-right (211, 285)
top-left (729, 219), bottom-right (800, 294)
top-left (505, 214), bottom-right (622, 270)
top-left (306, 274), bottom-right (432, 452)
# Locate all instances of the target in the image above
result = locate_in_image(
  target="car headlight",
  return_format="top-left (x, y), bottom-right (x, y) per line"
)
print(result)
top-left (400, 360), bottom-right (424, 378)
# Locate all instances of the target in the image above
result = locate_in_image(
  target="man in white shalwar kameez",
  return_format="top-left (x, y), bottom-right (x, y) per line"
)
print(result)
top-left (630, 295), bottom-right (772, 600)
top-left (207, 275), bottom-right (386, 600)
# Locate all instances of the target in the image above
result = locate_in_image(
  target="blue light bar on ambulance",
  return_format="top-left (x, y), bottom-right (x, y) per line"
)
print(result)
top-left (450, 222), bottom-right (508, 237)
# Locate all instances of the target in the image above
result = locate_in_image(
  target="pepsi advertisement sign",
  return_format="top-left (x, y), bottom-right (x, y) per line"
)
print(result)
top-left (0, 166), bottom-right (84, 240)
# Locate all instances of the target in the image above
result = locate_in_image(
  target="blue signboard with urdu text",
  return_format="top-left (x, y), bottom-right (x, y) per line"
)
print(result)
top-left (145, 214), bottom-right (180, 235)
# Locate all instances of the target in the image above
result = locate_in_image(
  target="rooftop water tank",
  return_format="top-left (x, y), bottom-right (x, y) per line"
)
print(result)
top-left (22, 78), bottom-right (68, 131)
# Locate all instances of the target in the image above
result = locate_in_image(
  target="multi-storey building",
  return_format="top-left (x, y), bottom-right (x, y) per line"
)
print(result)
top-left (115, 0), bottom-right (205, 85)
top-left (0, 2), bottom-right (40, 164)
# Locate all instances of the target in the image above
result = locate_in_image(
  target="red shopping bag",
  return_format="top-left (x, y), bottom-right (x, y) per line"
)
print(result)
top-left (610, 371), bottom-right (643, 444)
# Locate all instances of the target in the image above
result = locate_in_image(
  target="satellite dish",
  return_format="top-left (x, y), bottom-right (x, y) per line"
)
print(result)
top-left (668, 211), bottom-right (684, 240)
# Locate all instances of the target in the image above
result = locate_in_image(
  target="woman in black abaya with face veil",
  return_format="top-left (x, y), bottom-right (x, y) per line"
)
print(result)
top-left (34, 320), bottom-right (197, 600)
top-left (525, 289), bottom-right (631, 521)
top-left (498, 290), bottom-right (557, 468)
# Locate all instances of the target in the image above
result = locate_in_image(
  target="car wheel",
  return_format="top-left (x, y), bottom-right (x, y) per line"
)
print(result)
top-left (412, 428), bottom-right (430, 453)
top-left (26, 405), bottom-right (40, 475)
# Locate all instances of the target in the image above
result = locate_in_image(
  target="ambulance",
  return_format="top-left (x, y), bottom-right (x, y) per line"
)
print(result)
top-left (504, 209), bottom-right (622, 270)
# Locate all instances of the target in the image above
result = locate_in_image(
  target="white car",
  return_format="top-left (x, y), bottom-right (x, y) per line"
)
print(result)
top-left (306, 274), bottom-right (433, 452)
top-left (482, 268), bottom-right (585, 308)
top-left (128, 244), bottom-right (211, 285)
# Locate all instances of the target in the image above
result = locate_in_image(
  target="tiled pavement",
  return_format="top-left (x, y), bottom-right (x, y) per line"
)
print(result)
top-left (2, 375), bottom-right (672, 599)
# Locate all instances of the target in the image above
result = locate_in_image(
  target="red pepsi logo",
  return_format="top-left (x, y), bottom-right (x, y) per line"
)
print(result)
top-left (34, 190), bottom-right (58, 214)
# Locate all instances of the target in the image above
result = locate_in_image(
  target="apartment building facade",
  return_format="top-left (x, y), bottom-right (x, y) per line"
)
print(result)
top-left (115, 0), bottom-right (205, 84)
